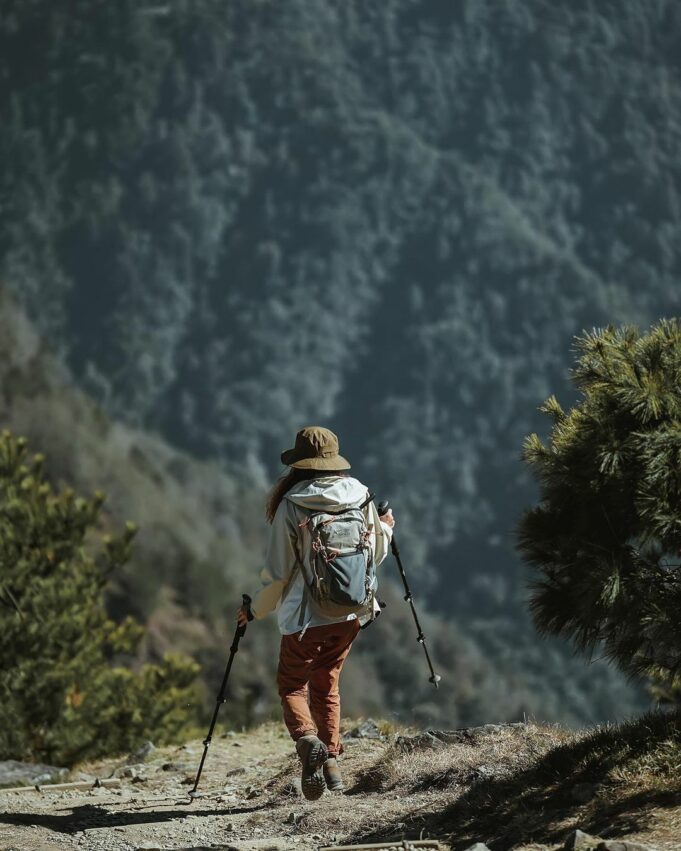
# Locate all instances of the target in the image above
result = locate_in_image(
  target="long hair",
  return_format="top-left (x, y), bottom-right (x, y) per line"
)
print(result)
top-left (265, 468), bottom-right (346, 523)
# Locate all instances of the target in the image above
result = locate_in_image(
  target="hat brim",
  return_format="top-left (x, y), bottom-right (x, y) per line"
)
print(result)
top-left (281, 450), bottom-right (351, 470)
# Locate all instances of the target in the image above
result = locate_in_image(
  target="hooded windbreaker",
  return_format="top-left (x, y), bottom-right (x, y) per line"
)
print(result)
top-left (251, 475), bottom-right (393, 635)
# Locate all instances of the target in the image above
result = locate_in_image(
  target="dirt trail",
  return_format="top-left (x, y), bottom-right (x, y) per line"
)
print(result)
top-left (1, 720), bottom-right (679, 851)
top-left (0, 724), bottom-right (403, 851)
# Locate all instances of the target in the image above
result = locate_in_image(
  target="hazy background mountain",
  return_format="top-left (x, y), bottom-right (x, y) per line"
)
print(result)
top-left (3, 0), bottom-right (681, 728)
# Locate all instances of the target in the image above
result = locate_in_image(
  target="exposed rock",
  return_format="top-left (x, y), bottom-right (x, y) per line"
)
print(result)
top-left (225, 766), bottom-right (246, 777)
top-left (426, 723), bottom-right (527, 746)
top-left (113, 764), bottom-right (145, 780)
top-left (0, 760), bottom-right (68, 787)
top-left (464, 844), bottom-right (492, 851)
top-left (395, 731), bottom-right (446, 752)
top-left (345, 718), bottom-right (383, 739)
top-left (472, 763), bottom-right (502, 781)
top-left (564, 829), bottom-right (601, 850)
top-left (596, 842), bottom-right (653, 851)
top-left (128, 741), bottom-right (156, 762)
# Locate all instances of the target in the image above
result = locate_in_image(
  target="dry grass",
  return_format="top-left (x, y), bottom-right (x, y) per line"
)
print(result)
top-left (326, 713), bottom-right (681, 850)
top-left (2, 715), bottom-right (680, 850)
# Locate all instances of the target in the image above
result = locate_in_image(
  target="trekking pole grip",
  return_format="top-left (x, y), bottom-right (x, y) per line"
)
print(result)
top-left (235, 593), bottom-right (253, 644)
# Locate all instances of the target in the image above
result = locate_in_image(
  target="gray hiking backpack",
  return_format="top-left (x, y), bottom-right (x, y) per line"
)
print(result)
top-left (289, 493), bottom-right (377, 625)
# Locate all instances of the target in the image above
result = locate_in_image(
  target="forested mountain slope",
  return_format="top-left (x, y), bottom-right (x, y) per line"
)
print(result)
top-left (3, 294), bottom-right (632, 729)
top-left (3, 0), bottom-right (680, 724)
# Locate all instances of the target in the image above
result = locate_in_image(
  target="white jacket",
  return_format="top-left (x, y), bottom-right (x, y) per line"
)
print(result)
top-left (251, 475), bottom-right (393, 635)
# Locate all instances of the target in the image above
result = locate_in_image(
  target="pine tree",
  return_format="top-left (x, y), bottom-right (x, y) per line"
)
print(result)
top-left (517, 320), bottom-right (681, 687)
top-left (0, 430), bottom-right (199, 765)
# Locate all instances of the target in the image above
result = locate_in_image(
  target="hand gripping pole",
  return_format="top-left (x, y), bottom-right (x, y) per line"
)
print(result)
top-left (378, 501), bottom-right (441, 689)
top-left (188, 593), bottom-right (253, 800)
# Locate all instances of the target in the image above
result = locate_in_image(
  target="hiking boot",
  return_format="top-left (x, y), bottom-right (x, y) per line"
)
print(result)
top-left (323, 757), bottom-right (343, 792)
top-left (295, 735), bottom-right (328, 801)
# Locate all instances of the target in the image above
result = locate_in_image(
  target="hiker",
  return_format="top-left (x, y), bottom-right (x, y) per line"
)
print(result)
top-left (236, 426), bottom-right (395, 799)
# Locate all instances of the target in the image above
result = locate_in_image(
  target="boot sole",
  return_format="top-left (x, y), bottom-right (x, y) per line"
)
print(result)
top-left (300, 739), bottom-right (328, 801)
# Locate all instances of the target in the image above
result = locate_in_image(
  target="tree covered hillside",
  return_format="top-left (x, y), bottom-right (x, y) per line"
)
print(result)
top-left (2, 0), bottom-right (681, 724)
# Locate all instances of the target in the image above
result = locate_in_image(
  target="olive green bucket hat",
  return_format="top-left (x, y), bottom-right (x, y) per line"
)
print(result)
top-left (281, 426), bottom-right (351, 471)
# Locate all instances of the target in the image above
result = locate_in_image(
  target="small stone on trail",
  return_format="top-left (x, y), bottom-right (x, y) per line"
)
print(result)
top-left (564, 829), bottom-right (601, 850)
top-left (128, 740), bottom-right (155, 762)
top-left (225, 766), bottom-right (246, 777)
top-left (464, 844), bottom-right (492, 851)
top-left (395, 731), bottom-right (445, 752)
top-left (0, 760), bottom-right (68, 786)
top-left (472, 763), bottom-right (499, 780)
top-left (596, 842), bottom-right (653, 851)
top-left (114, 766), bottom-right (133, 779)
top-left (346, 718), bottom-right (382, 739)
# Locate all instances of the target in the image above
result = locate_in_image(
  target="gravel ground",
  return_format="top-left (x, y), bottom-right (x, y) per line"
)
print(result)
top-left (0, 724), bottom-right (400, 851)
top-left (1, 720), bottom-right (679, 851)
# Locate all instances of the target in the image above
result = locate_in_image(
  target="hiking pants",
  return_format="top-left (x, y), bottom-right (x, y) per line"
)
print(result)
top-left (277, 619), bottom-right (360, 757)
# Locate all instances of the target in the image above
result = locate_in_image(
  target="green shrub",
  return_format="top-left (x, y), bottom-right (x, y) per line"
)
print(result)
top-left (517, 320), bottom-right (681, 681)
top-left (0, 430), bottom-right (199, 765)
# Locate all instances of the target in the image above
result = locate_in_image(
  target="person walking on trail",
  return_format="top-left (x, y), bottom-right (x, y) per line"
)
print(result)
top-left (236, 426), bottom-right (395, 800)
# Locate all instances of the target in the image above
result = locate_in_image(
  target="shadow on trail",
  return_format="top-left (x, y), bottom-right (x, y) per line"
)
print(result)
top-left (0, 802), bottom-right (267, 835)
top-left (344, 710), bottom-right (681, 851)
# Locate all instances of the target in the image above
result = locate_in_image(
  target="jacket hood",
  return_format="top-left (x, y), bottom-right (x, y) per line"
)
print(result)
top-left (285, 475), bottom-right (369, 512)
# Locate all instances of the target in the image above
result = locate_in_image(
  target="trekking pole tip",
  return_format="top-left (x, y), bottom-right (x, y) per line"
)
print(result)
top-left (430, 673), bottom-right (442, 688)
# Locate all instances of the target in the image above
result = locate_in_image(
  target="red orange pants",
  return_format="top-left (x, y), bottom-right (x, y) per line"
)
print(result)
top-left (276, 619), bottom-right (360, 757)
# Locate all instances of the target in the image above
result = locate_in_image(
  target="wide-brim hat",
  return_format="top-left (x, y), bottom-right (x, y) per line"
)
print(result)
top-left (281, 426), bottom-right (351, 470)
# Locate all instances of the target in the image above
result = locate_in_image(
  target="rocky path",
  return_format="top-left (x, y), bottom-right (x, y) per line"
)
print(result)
top-left (0, 723), bottom-right (401, 851)
top-left (1, 720), bottom-right (679, 851)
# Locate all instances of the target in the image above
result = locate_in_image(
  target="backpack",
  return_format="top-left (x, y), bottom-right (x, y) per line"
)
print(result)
top-left (288, 493), bottom-right (376, 626)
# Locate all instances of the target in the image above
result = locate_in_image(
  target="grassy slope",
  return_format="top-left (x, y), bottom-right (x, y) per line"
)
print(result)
top-left (343, 712), bottom-right (681, 849)
top-left (1, 714), bottom-right (679, 850)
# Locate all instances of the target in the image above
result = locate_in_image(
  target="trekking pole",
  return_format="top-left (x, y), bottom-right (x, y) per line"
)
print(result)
top-left (378, 501), bottom-right (441, 689)
top-left (188, 593), bottom-right (253, 800)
